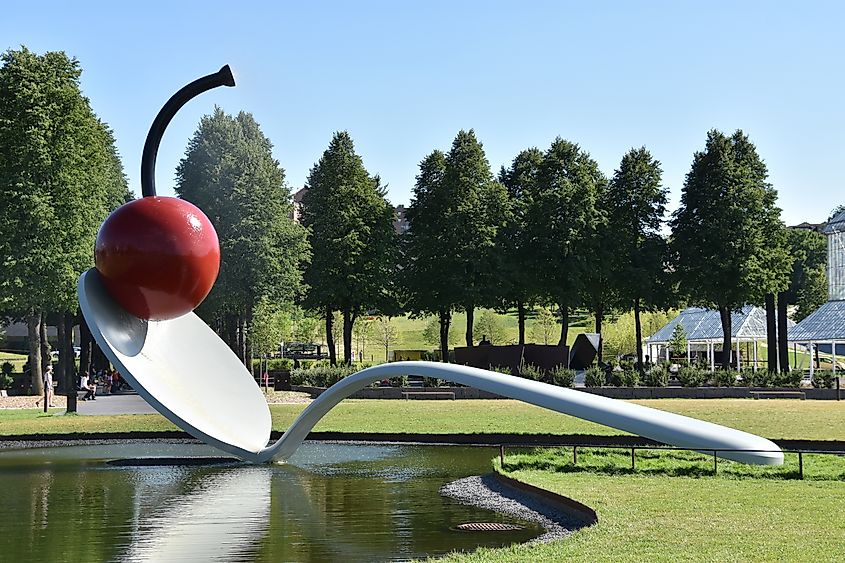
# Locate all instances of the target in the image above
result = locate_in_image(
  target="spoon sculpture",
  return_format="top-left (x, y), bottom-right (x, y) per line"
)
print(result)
top-left (78, 66), bottom-right (784, 466)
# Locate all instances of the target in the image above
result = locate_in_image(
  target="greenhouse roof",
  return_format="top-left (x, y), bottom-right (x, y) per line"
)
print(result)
top-left (646, 305), bottom-right (793, 344)
top-left (788, 300), bottom-right (845, 342)
top-left (823, 211), bottom-right (845, 234)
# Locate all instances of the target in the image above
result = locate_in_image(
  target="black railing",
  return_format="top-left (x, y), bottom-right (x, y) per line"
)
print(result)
top-left (498, 443), bottom-right (845, 480)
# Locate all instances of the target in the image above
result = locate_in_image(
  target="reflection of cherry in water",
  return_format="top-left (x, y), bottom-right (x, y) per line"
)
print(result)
top-left (94, 65), bottom-right (234, 321)
top-left (95, 196), bottom-right (219, 321)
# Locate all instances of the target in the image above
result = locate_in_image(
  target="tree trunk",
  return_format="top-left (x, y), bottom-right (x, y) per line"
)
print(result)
top-left (27, 311), bottom-right (43, 396)
top-left (62, 313), bottom-right (77, 412)
top-left (57, 316), bottom-right (67, 391)
top-left (765, 293), bottom-right (777, 373)
top-left (517, 302), bottom-right (526, 346)
top-left (465, 305), bottom-right (474, 347)
top-left (342, 309), bottom-right (354, 365)
top-left (39, 316), bottom-right (51, 371)
top-left (439, 309), bottom-right (451, 363)
top-left (557, 305), bottom-right (569, 346)
top-left (594, 304), bottom-right (604, 364)
top-left (224, 313), bottom-right (237, 354)
top-left (78, 313), bottom-right (93, 404)
top-left (719, 305), bottom-right (732, 370)
top-left (325, 307), bottom-right (337, 366)
top-left (245, 306), bottom-right (254, 370)
top-left (777, 291), bottom-right (790, 374)
top-left (634, 298), bottom-right (644, 375)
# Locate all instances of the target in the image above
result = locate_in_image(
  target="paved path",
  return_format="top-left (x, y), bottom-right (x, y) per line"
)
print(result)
top-left (77, 393), bottom-right (159, 416)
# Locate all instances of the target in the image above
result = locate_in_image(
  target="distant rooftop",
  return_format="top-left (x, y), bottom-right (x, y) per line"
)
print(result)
top-left (789, 300), bottom-right (845, 342)
top-left (646, 306), bottom-right (793, 344)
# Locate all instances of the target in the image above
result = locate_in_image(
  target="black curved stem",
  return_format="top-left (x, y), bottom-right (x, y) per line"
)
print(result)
top-left (140, 65), bottom-right (236, 197)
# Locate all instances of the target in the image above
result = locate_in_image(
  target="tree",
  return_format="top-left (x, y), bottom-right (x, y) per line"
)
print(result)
top-left (531, 307), bottom-right (558, 345)
top-left (498, 148), bottom-right (544, 345)
top-left (670, 130), bottom-right (791, 369)
top-left (421, 316), bottom-right (459, 348)
top-left (441, 130), bottom-right (509, 347)
top-left (668, 324), bottom-right (688, 359)
top-left (402, 151), bottom-right (455, 361)
top-left (353, 317), bottom-right (373, 362)
top-left (607, 148), bottom-right (670, 373)
top-left (251, 298), bottom-right (293, 356)
top-left (176, 108), bottom-right (308, 366)
top-left (783, 227), bottom-right (827, 321)
top-left (0, 47), bottom-right (129, 398)
top-left (473, 309), bottom-right (507, 344)
top-left (301, 131), bottom-right (396, 365)
top-left (374, 317), bottom-right (398, 361)
top-left (526, 138), bottom-right (605, 345)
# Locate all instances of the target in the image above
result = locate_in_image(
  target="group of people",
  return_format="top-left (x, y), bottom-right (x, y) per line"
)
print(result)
top-left (32, 363), bottom-right (127, 407)
top-left (79, 368), bottom-right (125, 400)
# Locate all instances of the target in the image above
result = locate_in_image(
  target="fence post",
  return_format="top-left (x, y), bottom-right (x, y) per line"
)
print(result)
top-left (499, 445), bottom-right (505, 467)
top-left (631, 447), bottom-right (635, 471)
top-left (798, 451), bottom-right (804, 480)
top-left (573, 445), bottom-right (577, 465)
top-left (713, 451), bottom-right (717, 475)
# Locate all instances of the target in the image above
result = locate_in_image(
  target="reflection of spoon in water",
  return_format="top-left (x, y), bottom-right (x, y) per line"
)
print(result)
top-left (79, 67), bottom-right (784, 467)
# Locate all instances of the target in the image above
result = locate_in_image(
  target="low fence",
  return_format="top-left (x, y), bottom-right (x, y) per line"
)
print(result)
top-left (497, 442), bottom-right (845, 480)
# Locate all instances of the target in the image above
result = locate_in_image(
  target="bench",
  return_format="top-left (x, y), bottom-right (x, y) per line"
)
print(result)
top-left (401, 391), bottom-right (455, 400)
top-left (750, 390), bottom-right (805, 400)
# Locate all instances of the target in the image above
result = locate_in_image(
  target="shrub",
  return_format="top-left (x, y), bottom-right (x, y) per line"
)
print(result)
top-left (773, 370), bottom-right (803, 388)
top-left (618, 369), bottom-right (639, 387)
top-left (549, 366), bottom-right (576, 388)
top-left (290, 365), bottom-right (358, 387)
top-left (489, 365), bottom-right (513, 375)
top-left (741, 368), bottom-right (775, 387)
top-left (677, 365), bottom-right (707, 387)
top-left (812, 370), bottom-right (836, 389)
top-left (518, 363), bottom-right (543, 381)
top-left (713, 369), bottom-right (737, 387)
top-left (642, 364), bottom-right (668, 387)
top-left (584, 367), bottom-right (606, 388)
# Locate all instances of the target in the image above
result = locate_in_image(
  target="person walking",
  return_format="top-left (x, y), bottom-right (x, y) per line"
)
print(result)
top-left (35, 364), bottom-right (55, 408)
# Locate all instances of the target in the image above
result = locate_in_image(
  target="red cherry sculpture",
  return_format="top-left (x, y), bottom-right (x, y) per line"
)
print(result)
top-left (95, 196), bottom-right (220, 321)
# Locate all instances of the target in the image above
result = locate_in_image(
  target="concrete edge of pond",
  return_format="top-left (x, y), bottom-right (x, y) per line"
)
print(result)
top-left (440, 472), bottom-right (597, 545)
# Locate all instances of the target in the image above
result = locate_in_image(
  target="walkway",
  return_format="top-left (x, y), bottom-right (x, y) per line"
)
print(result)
top-left (77, 392), bottom-right (158, 416)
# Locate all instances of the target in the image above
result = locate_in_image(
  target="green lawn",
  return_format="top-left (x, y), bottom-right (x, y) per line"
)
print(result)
top-left (2, 399), bottom-right (844, 441)
top-left (440, 467), bottom-right (845, 562)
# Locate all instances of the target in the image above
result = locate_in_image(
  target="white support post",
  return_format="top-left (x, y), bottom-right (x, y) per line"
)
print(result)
top-left (736, 341), bottom-right (741, 371)
top-left (709, 341), bottom-right (715, 372)
top-left (687, 341), bottom-right (691, 365)
top-left (753, 339), bottom-right (758, 371)
top-left (665, 345), bottom-right (670, 363)
top-left (809, 342), bottom-right (815, 379)
top-left (833, 341), bottom-right (837, 376)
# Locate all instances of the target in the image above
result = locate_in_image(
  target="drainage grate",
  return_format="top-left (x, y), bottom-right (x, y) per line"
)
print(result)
top-left (455, 522), bottom-right (524, 532)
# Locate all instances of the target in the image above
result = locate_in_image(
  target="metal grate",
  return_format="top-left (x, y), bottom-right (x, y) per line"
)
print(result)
top-left (455, 522), bottom-right (524, 532)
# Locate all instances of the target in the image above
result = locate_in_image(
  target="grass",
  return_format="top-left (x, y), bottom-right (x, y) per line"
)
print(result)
top-left (439, 466), bottom-right (845, 562)
top-left (1, 398), bottom-right (844, 441)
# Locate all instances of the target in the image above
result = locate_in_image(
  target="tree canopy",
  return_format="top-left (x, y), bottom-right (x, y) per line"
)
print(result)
top-left (301, 131), bottom-right (396, 364)
top-left (671, 129), bottom-right (790, 368)
top-left (176, 108), bottom-right (307, 364)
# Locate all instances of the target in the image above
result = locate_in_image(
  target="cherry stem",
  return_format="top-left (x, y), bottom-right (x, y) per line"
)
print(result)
top-left (140, 65), bottom-right (236, 198)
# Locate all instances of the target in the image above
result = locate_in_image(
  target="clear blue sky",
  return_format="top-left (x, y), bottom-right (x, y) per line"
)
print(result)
top-left (2, 1), bottom-right (843, 225)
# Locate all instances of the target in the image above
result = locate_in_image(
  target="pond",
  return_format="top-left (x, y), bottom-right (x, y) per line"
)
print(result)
top-left (0, 441), bottom-right (543, 562)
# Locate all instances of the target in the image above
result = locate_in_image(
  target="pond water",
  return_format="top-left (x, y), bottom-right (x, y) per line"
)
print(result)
top-left (0, 442), bottom-right (542, 562)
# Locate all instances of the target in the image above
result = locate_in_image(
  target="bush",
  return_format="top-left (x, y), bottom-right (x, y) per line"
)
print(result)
top-left (813, 370), bottom-right (837, 389)
top-left (713, 369), bottom-right (737, 387)
top-left (518, 363), bottom-right (543, 381)
top-left (677, 365), bottom-right (707, 387)
top-left (618, 369), bottom-right (639, 387)
top-left (584, 367), bottom-right (606, 388)
top-left (290, 365), bottom-right (358, 387)
top-left (0, 362), bottom-right (13, 390)
top-left (741, 368), bottom-right (778, 387)
top-left (549, 366), bottom-right (576, 388)
top-left (489, 365), bottom-right (513, 375)
top-left (642, 364), bottom-right (668, 387)
top-left (773, 370), bottom-right (803, 388)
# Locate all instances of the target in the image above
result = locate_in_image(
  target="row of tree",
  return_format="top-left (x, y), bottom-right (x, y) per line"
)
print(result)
top-left (0, 47), bottom-right (833, 402)
top-left (0, 48), bottom-right (131, 400)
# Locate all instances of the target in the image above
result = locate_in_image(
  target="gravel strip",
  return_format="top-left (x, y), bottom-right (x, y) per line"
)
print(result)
top-left (441, 474), bottom-right (587, 544)
top-left (0, 437), bottom-right (201, 451)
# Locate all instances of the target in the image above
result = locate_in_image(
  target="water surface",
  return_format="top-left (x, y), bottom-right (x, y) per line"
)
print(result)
top-left (0, 442), bottom-right (541, 562)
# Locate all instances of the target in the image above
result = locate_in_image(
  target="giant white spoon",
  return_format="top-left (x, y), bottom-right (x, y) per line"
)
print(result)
top-left (78, 66), bottom-right (784, 467)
